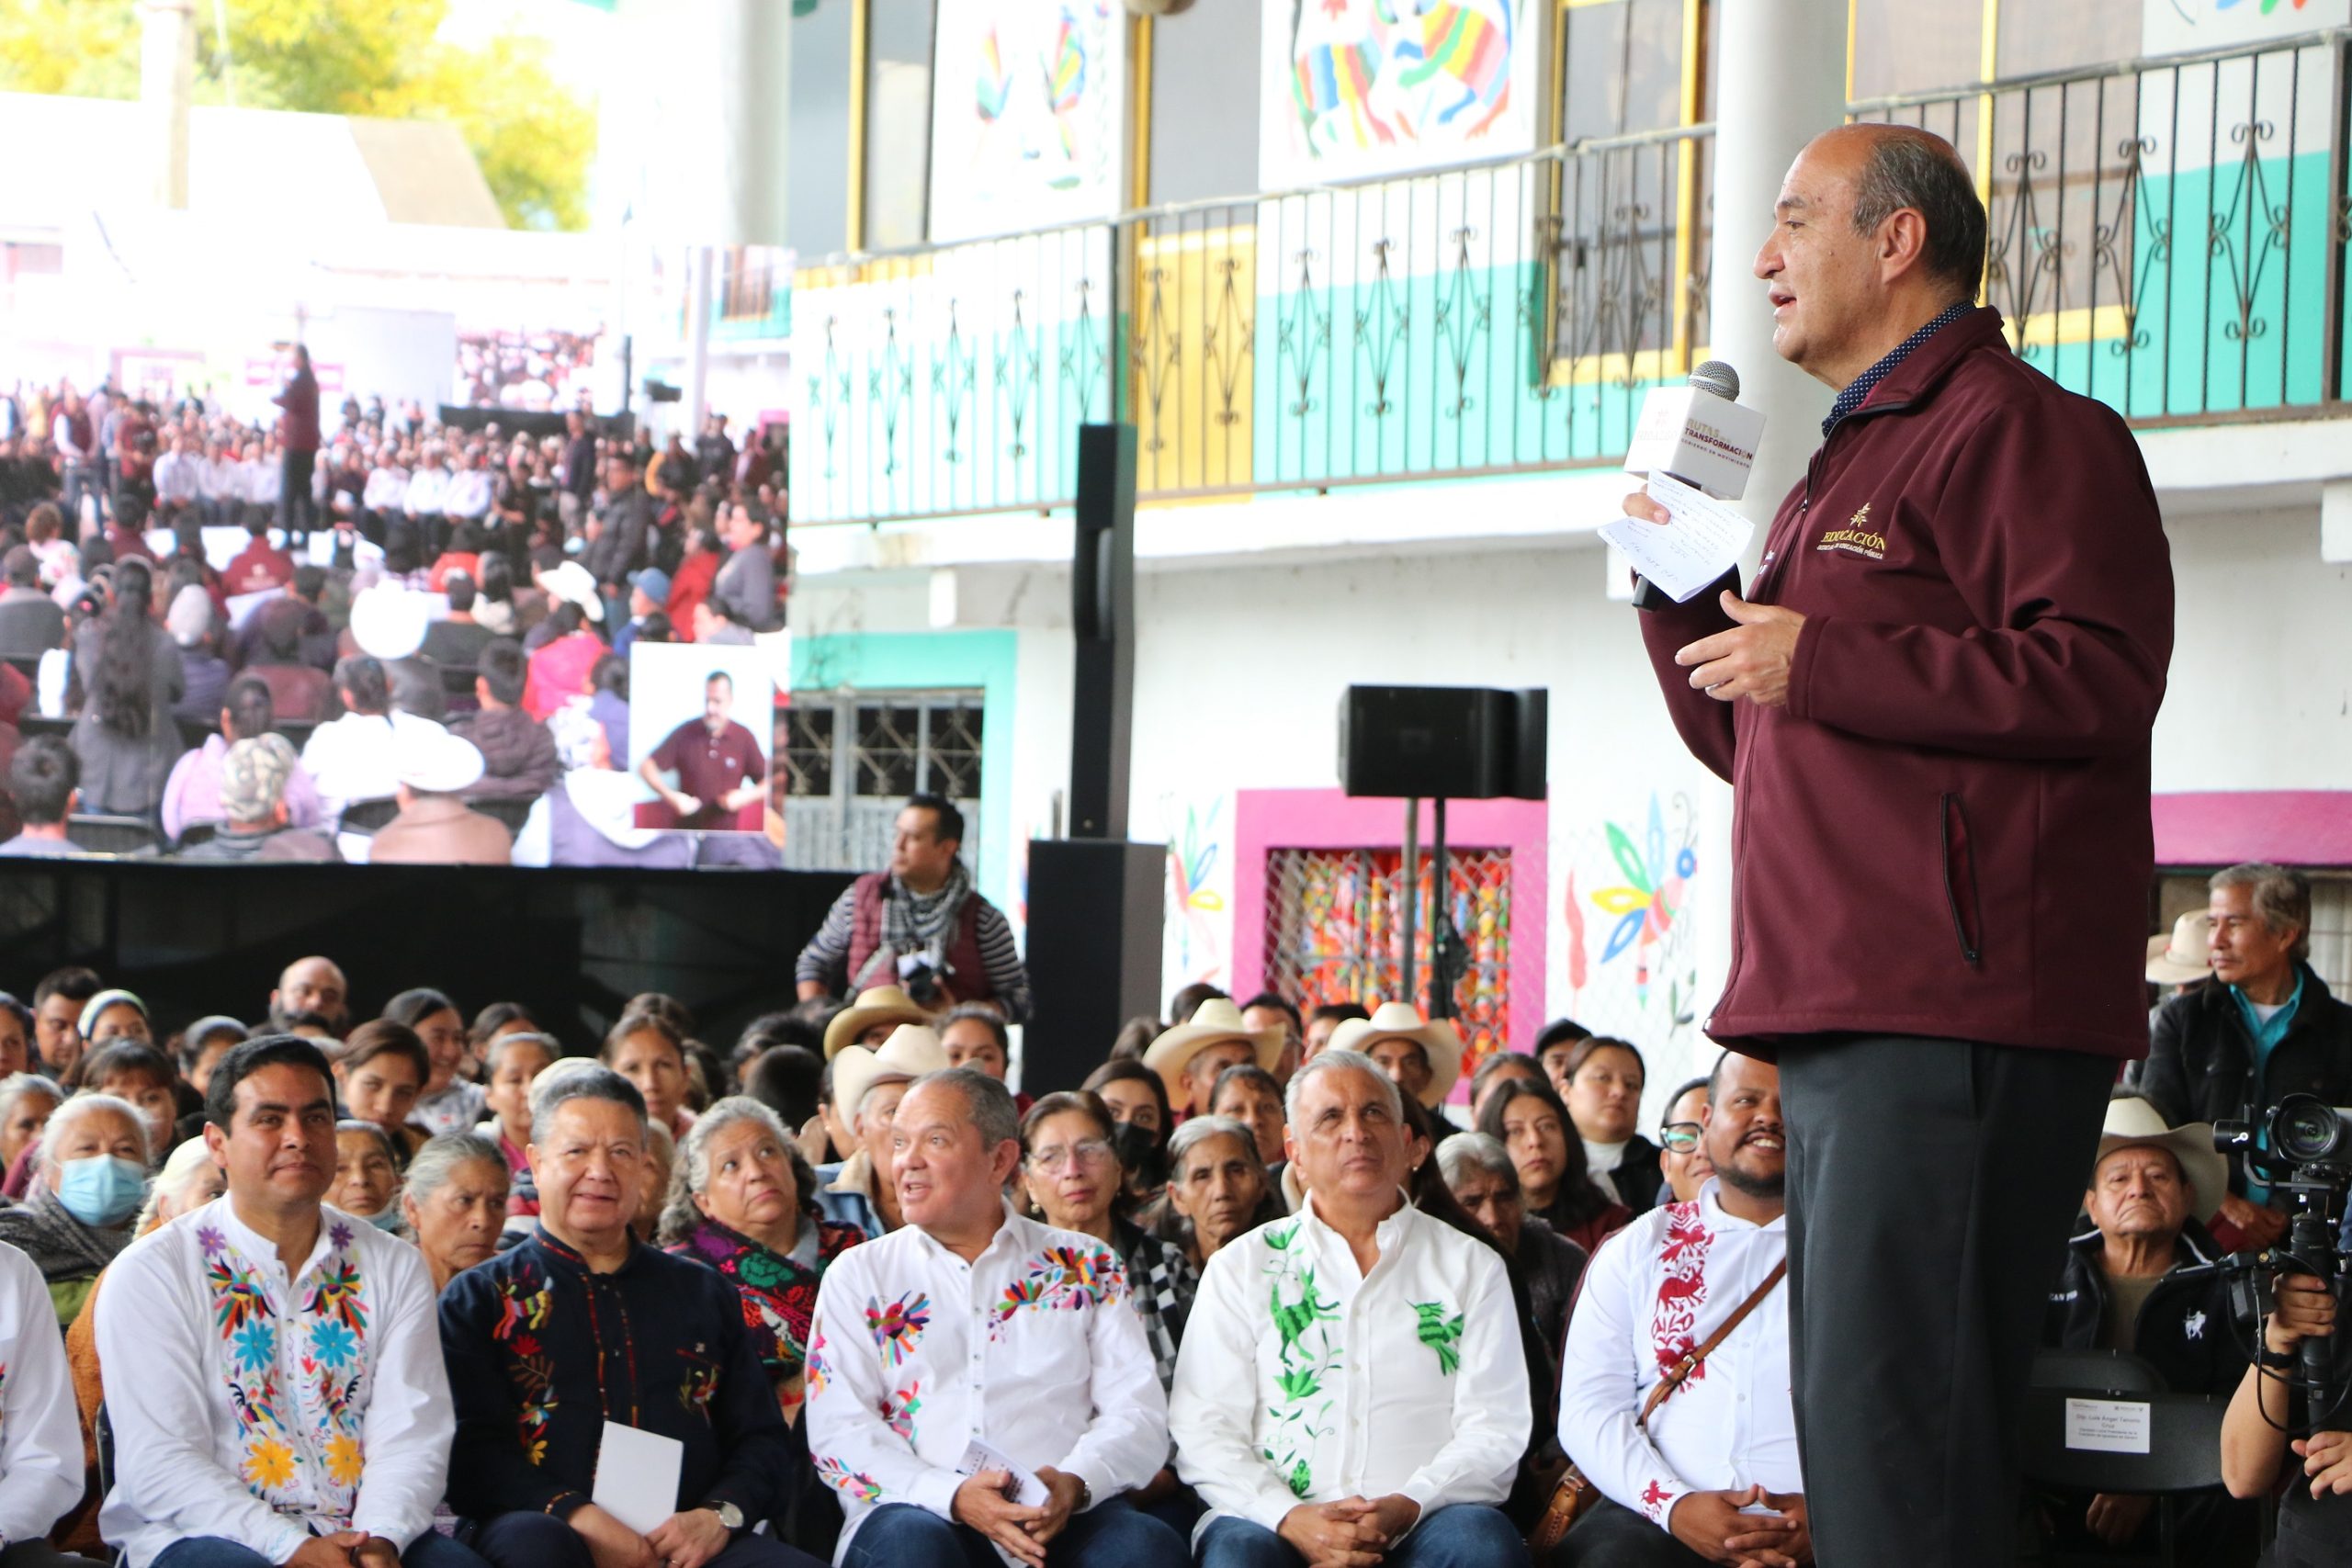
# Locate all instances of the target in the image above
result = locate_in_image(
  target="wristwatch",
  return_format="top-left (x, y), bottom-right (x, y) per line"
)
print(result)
top-left (1072, 1477), bottom-right (1092, 1513)
top-left (707, 1502), bottom-right (746, 1535)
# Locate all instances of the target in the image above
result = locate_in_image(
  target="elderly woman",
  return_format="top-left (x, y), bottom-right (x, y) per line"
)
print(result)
top-left (0, 1072), bottom-right (62, 1176)
top-left (659, 1097), bottom-right (860, 1424)
top-left (1156, 1114), bottom-right (1282, 1272)
top-left (1437, 1130), bottom-right (1589, 1371)
top-left (0, 1092), bottom-right (149, 1325)
top-left (1476, 1076), bottom-right (1630, 1256)
top-left (1206, 1064), bottom-right (1288, 1171)
top-left (477, 1029), bottom-right (557, 1228)
top-left (329, 1118), bottom-right (404, 1230)
top-left (401, 1132), bottom-right (512, 1291)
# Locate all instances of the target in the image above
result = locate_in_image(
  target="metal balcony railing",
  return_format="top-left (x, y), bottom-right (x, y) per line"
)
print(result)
top-left (788, 32), bottom-right (2352, 527)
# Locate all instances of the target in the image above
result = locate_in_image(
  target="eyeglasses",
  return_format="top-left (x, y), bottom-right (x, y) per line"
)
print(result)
top-left (1658, 1122), bottom-right (1703, 1153)
top-left (1026, 1139), bottom-right (1115, 1171)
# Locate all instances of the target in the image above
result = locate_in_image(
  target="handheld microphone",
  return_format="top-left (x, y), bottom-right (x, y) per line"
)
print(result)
top-left (1623, 360), bottom-right (1766, 501)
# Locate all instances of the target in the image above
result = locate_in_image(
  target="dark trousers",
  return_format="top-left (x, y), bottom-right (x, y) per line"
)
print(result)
top-left (1555, 1496), bottom-right (1710, 1567)
top-left (842, 1499), bottom-right (1187, 1568)
top-left (1779, 1034), bottom-right (2112, 1567)
top-left (470, 1512), bottom-right (820, 1568)
top-left (281, 447), bottom-right (318, 542)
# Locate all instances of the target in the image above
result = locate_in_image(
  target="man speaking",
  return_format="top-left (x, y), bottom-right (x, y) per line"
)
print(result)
top-left (1623, 124), bottom-right (2173, 1564)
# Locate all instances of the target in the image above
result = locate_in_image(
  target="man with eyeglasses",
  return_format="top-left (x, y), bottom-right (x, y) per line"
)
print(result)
top-left (1655, 1078), bottom-right (1714, 1206)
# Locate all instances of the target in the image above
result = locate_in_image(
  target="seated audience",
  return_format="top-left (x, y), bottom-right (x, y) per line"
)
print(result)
top-left (1237, 993), bottom-right (1305, 1085)
top-left (0, 1227), bottom-right (108, 1568)
top-left (74, 1037), bottom-right (181, 1161)
top-left (2034, 1097), bottom-right (2255, 1562)
top-left (1655, 1078), bottom-right (1713, 1205)
top-left (603, 1009), bottom-right (698, 1138)
top-left (96, 1036), bottom-right (478, 1568)
top-left (388, 988), bottom-right (483, 1137)
top-left (177, 736), bottom-right (337, 863)
top-left (448, 638), bottom-right (557, 800)
top-left (1531, 1019), bottom-right (1593, 1096)
top-left (441, 1066), bottom-right (814, 1568)
top-left (475, 1029), bottom-right (554, 1227)
top-left (1438, 1131), bottom-right (1589, 1372)
top-left (519, 598), bottom-right (601, 720)
top-left (420, 572), bottom-right (495, 669)
top-left (1301, 1001), bottom-right (1368, 1059)
top-left (332, 1020), bottom-right (432, 1159)
top-left (0, 738), bottom-right (85, 857)
top-left (0, 544), bottom-right (66, 657)
top-left (269, 954), bottom-right (350, 1036)
top-left (1208, 1063), bottom-right (1287, 1171)
top-left (1469, 1052), bottom-right (1544, 1126)
top-left (816, 1026), bottom-right (948, 1237)
top-left (243, 601), bottom-right (334, 723)
top-left (68, 556), bottom-right (184, 818)
top-left (300, 655), bottom-right (430, 821)
top-left (1144, 1000), bottom-right (1283, 1118)
top-left (1331, 1001), bottom-right (1464, 1116)
top-left (0, 1092), bottom-right (148, 1325)
top-left (221, 513), bottom-right (295, 596)
top-left (167, 585), bottom-right (232, 723)
top-left (331, 1119), bottom-right (406, 1229)
top-left (1476, 1077), bottom-right (1630, 1256)
top-left (1080, 1060), bottom-right (1172, 1193)
top-left (806, 1068), bottom-right (1184, 1568)
top-left (0, 1074), bottom-right (62, 1175)
top-left (938, 1002), bottom-right (1016, 1082)
top-left (398, 1132), bottom-right (509, 1291)
top-left (1555, 1036), bottom-right (1662, 1213)
top-left (1169, 1050), bottom-right (1531, 1568)
top-left (1556, 1052), bottom-right (1800, 1568)
top-left (2143, 863), bottom-right (2352, 1252)
top-left (820, 986), bottom-right (932, 1060)
top-left (366, 728), bottom-right (509, 865)
top-left (0, 996), bottom-right (29, 1078)
top-left (660, 1097), bottom-right (860, 1422)
top-left (162, 675), bottom-right (326, 843)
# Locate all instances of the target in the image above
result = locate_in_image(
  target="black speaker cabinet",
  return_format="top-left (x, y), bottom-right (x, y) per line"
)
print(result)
top-left (1338, 685), bottom-right (1547, 799)
top-left (1022, 838), bottom-right (1165, 1091)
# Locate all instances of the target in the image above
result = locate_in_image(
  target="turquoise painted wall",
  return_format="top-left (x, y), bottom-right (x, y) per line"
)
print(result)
top-left (790, 629), bottom-right (1019, 912)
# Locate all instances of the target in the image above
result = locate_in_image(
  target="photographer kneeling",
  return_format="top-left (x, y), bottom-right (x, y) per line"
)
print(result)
top-left (2221, 1261), bottom-right (2348, 1566)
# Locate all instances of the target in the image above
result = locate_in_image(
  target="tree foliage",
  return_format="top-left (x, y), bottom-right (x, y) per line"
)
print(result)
top-left (0, 0), bottom-right (595, 230)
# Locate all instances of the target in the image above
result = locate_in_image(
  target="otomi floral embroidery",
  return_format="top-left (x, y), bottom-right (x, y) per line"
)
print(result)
top-left (991, 1246), bottom-right (1125, 1329)
top-left (1640, 1477), bottom-right (1678, 1522)
top-left (202, 1225), bottom-right (375, 1517)
top-left (505, 1333), bottom-right (558, 1466)
top-left (1411, 1301), bottom-right (1464, 1375)
top-left (492, 1271), bottom-right (554, 1343)
top-left (865, 1292), bottom-right (931, 1366)
top-left (880, 1379), bottom-right (922, 1442)
top-left (678, 1349), bottom-right (721, 1416)
top-left (806, 1323), bottom-right (831, 1397)
top-left (816, 1456), bottom-right (883, 1504)
top-left (1261, 1223), bottom-right (1340, 1499)
top-left (1651, 1201), bottom-right (1713, 1397)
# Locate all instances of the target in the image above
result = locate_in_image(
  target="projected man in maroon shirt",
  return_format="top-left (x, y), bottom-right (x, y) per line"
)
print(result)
top-left (637, 671), bottom-right (767, 830)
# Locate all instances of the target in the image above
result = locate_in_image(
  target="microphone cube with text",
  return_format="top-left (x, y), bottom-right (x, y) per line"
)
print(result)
top-left (1623, 362), bottom-right (1765, 502)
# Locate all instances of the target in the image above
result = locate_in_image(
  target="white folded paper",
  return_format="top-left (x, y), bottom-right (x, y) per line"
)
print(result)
top-left (1598, 471), bottom-right (1756, 604)
top-left (593, 1420), bottom-right (685, 1535)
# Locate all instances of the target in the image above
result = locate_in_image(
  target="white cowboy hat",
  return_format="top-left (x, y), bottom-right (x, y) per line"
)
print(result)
top-left (539, 559), bottom-right (605, 623)
top-left (393, 727), bottom-right (485, 795)
top-left (347, 585), bottom-right (431, 660)
top-left (1143, 998), bottom-right (1284, 1111)
top-left (831, 1025), bottom-right (949, 1122)
top-left (2145, 910), bottom-right (2212, 986)
top-left (1329, 1000), bottom-right (1464, 1107)
top-left (2092, 1098), bottom-right (2228, 1226)
top-left (822, 985), bottom-right (935, 1060)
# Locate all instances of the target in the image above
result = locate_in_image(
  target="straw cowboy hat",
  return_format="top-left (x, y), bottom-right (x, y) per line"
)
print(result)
top-left (1144, 999), bottom-right (1284, 1110)
top-left (2092, 1097), bottom-right (2228, 1226)
top-left (1329, 1000), bottom-right (1464, 1106)
top-left (2145, 910), bottom-right (2212, 986)
top-left (824, 985), bottom-right (935, 1059)
top-left (830, 1025), bottom-right (949, 1122)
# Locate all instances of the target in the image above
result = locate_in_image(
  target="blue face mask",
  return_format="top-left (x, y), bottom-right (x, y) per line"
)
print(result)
top-left (56, 1155), bottom-right (146, 1228)
top-left (364, 1206), bottom-right (405, 1234)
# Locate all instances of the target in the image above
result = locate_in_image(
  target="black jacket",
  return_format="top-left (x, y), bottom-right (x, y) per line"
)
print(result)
top-left (1604, 1133), bottom-right (1666, 1213)
top-left (2042, 1218), bottom-right (2246, 1396)
top-left (2141, 964), bottom-right (2352, 1197)
top-left (583, 485), bottom-right (653, 586)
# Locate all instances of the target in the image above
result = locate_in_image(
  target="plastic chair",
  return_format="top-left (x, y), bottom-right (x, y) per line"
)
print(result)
top-left (65, 815), bottom-right (164, 856)
top-left (2032, 1348), bottom-right (2170, 1396)
top-left (2018, 1383), bottom-right (2233, 1568)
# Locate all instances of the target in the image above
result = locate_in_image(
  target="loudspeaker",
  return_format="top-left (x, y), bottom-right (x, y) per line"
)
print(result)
top-left (1022, 839), bottom-right (1166, 1091)
top-left (1338, 685), bottom-right (1548, 799)
top-left (1070, 424), bottom-right (1137, 839)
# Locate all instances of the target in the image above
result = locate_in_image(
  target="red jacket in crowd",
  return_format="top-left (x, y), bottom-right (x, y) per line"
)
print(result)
top-left (1639, 307), bottom-right (2174, 1063)
top-left (274, 367), bottom-right (321, 453)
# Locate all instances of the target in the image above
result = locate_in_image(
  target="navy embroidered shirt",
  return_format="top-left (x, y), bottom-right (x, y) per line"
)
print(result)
top-left (439, 1228), bottom-right (797, 1526)
top-left (1821, 299), bottom-right (1976, 437)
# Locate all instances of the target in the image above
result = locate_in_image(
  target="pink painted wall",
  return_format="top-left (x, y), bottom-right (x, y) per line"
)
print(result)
top-left (1230, 789), bottom-right (1550, 1056)
top-left (2153, 792), bottom-right (2352, 868)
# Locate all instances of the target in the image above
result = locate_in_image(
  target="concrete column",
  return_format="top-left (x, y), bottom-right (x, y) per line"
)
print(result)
top-left (141, 0), bottom-right (195, 209)
top-left (685, 244), bottom-right (714, 435)
top-left (1682, 0), bottom-right (1846, 1033)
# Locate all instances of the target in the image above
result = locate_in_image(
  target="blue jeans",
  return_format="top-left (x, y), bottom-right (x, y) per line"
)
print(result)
top-left (469, 1512), bottom-right (820, 1568)
top-left (153, 1531), bottom-right (490, 1568)
top-left (1195, 1506), bottom-right (1527, 1568)
top-left (843, 1499), bottom-right (1189, 1568)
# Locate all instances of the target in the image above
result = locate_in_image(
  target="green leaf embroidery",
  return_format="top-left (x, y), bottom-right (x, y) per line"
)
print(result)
top-left (1412, 1300), bottom-right (1464, 1375)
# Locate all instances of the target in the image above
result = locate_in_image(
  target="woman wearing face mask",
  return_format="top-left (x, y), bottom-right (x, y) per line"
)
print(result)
top-left (328, 1119), bottom-right (406, 1232)
top-left (0, 1092), bottom-right (150, 1325)
top-left (1080, 1058), bottom-right (1174, 1202)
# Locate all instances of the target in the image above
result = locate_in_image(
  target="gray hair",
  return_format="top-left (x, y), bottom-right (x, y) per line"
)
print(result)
top-left (1847, 126), bottom-right (1986, 298)
top-left (1168, 1114), bottom-right (1257, 1174)
top-left (905, 1067), bottom-right (1020, 1150)
top-left (1284, 1048), bottom-right (1402, 1129)
top-left (482, 1031), bottom-right (560, 1077)
top-left (1436, 1131), bottom-right (1519, 1194)
top-left (0, 1073), bottom-right (62, 1128)
top-left (403, 1132), bottom-right (505, 1207)
top-left (2211, 863), bottom-right (2312, 964)
top-left (528, 1061), bottom-right (648, 1137)
top-left (45, 1091), bottom-right (152, 1170)
top-left (657, 1095), bottom-right (817, 1245)
top-left (133, 1136), bottom-right (222, 1233)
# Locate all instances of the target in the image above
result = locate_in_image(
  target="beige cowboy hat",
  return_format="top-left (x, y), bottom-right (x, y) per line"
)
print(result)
top-left (830, 1024), bottom-right (949, 1122)
top-left (2092, 1097), bottom-right (2228, 1226)
top-left (1144, 998), bottom-right (1284, 1110)
top-left (2146, 910), bottom-right (2213, 986)
top-left (824, 985), bottom-right (936, 1059)
top-left (1329, 1000), bottom-right (1464, 1107)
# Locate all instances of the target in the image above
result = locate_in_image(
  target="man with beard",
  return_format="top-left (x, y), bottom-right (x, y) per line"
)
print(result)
top-left (1555, 1052), bottom-right (1806, 1567)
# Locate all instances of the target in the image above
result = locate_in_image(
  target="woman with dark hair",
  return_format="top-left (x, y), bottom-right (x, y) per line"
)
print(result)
top-left (386, 986), bottom-right (482, 1135)
top-left (1082, 1057), bottom-right (1173, 1201)
top-left (68, 554), bottom-right (184, 816)
top-left (1556, 1034), bottom-right (1664, 1212)
top-left (587, 649), bottom-right (629, 761)
top-left (1476, 1076), bottom-right (1630, 1256)
top-left (521, 599), bottom-right (601, 718)
top-left (472, 550), bottom-right (520, 635)
top-left (332, 1018), bottom-right (433, 1160)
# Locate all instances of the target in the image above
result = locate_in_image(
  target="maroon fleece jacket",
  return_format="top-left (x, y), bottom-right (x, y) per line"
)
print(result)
top-left (1638, 307), bottom-right (2174, 1061)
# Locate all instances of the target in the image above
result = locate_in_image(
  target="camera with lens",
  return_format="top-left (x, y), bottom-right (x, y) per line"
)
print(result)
top-left (2213, 1095), bottom-right (2351, 1424)
top-left (896, 952), bottom-right (943, 1007)
top-left (2216, 1096), bottom-right (2352, 1173)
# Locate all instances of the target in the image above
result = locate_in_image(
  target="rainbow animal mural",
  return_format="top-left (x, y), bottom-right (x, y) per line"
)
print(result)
top-left (1559, 791), bottom-right (1701, 1048)
top-left (1272, 0), bottom-right (1525, 183)
top-left (1167, 797), bottom-right (1229, 987)
top-left (933, 0), bottom-right (1122, 241)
